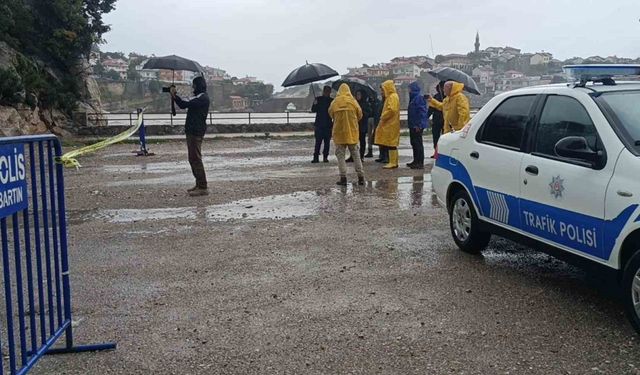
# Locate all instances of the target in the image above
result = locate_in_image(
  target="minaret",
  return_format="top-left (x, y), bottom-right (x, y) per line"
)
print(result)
top-left (475, 31), bottom-right (480, 54)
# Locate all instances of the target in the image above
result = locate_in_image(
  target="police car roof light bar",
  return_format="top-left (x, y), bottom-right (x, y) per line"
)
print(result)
top-left (563, 64), bottom-right (640, 88)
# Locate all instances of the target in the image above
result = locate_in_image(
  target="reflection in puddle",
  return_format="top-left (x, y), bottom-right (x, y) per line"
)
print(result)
top-left (81, 175), bottom-right (440, 224)
top-left (372, 175), bottom-right (436, 209)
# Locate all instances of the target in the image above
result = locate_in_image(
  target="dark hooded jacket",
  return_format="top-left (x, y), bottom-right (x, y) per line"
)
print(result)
top-left (356, 92), bottom-right (372, 134)
top-left (311, 95), bottom-right (333, 129)
top-left (407, 82), bottom-right (428, 130)
top-left (174, 77), bottom-right (210, 137)
top-left (429, 82), bottom-right (445, 130)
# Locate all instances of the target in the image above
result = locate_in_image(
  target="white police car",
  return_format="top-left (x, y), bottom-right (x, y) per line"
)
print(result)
top-left (432, 65), bottom-right (640, 333)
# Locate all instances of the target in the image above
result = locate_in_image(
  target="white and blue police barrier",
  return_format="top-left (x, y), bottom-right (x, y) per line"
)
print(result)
top-left (0, 134), bottom-right (115, 375)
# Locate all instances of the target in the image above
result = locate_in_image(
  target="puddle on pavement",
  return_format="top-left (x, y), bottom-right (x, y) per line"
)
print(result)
top-left (207, 191), bottom-right (320, 221)
top-left (370, 175), bottom-right (438, 209)
top-left (102, 155), bottom-right (310, 174)
top-left (79, 175), bottom-right (439, 224)
top-left (93, 207), bottom-right (198, 223)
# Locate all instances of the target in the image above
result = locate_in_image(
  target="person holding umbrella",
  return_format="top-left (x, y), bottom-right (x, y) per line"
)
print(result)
top-left (375, 80), bottom-right (401, 169)
top-left (406, 81), bottom-right (429, 169)
top-left (329, 84), bottom-right (365, 186)
top-left (170, 76), bottom-right (211, 196)
top-left (281, 62), bottom-right (339, 163)
top-left (365, 95), bottom-right (379, 158)
top-left (311, 85), bottom-right (334, 163)
top-left (426, 81), bottom-right (446, 158)
top-left (346, 90), bottom-right (371, 162)
top-left (427, 80), bottom-right (471, 134)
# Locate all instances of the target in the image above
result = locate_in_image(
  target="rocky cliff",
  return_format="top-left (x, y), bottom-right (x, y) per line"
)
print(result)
top-left (0, 41), bottom-right (101, 137)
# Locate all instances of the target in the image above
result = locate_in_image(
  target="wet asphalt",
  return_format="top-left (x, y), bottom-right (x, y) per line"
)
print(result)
top-left (31, 137), bottom-right (640, 374)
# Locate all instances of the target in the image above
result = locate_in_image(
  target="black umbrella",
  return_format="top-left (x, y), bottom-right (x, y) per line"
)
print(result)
top-left (143, 55), bottom-right (203, 74)
top-left (142, 55), bottom-right (204, 116)
top-left (332, 77), bottom-right (377, 98)
top-left (282, 62), bottom-right (339, 96)
top-left (427, 67), bottom-right (481, 95)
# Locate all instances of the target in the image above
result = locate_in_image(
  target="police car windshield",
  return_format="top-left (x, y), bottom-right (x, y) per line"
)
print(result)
top-left (598, 91), bottom-right (640, 148)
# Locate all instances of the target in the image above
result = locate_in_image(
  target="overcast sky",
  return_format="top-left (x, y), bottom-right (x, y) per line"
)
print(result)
top-left (102, 0), bottom-right (639, 87)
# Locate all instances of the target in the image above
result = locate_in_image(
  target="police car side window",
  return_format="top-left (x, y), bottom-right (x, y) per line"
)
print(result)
top-left (479, 95), bottom-right (536, 150)
top-left (535, 96), bottom-right (597, 157)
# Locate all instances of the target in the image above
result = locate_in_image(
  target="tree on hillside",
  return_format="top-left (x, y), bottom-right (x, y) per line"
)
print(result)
top-left (105, 70), bottom-right (121, 81)
top-left (0, 0), bottom-right (118, 113)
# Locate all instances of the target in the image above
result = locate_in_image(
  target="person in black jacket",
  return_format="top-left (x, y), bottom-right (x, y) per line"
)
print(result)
top-left (311, 86), bottom-right (333, 163)
top-left (347, 90), bottom-right (371, 161)
top-left (427, 81), bottom-right (446, 158)
top-left (171, 76), bottom-right (211, 196)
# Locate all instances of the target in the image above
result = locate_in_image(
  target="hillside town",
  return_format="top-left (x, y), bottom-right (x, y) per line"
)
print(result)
top-left (93, 33), bottom-right (640, 112)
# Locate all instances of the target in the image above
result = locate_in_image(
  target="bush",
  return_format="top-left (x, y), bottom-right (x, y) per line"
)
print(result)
top-left (0, 67), bottom-right (24, 105)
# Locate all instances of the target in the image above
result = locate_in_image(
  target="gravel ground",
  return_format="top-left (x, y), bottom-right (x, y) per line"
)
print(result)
top-left (28, 137), bottom-right (640, 375)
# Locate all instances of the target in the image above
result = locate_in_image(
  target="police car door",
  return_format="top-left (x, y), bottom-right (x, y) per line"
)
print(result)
top-left (519, 94), bottom-right (611, 260)
top-left (470, 95), bottom-right (538, 229)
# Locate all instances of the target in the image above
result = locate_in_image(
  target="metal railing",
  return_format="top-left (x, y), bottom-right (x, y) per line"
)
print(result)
top-left (86, 111), bottom-right (418, 127)
top-left (85, 109), bottom-right (481, 128)
top-left (87, 111), bottom-right (322, 127)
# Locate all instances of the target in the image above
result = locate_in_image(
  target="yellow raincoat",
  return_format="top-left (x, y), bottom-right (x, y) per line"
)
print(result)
top-left (428, 81), bottom-right (470, 134)
top-left (374, 80), bottom-right (401, 147)
top-left (329, 84), bottom-right (362, 145)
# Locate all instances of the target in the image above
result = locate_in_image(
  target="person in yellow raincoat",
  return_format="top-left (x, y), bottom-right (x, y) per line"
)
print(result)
top-left (427, 81), bottom-right (470, 134)
top-left (374, 80), bottom-right (401, 169)
top-left (329, 84), bottom-right (365, 186)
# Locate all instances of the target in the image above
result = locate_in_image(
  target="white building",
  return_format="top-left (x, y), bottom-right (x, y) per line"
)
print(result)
top-left (392, 64), bottom-right (422, 78)
top-left (472, 66), bottom-right (494, 85)
top-left (530, 52), bottom-right (553, 65)
top-left (135, 59), bottom-right (158, 81)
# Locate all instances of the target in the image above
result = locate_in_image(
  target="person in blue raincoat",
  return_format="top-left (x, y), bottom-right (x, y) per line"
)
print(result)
top-left (406, 81), bottom-right (429, 169)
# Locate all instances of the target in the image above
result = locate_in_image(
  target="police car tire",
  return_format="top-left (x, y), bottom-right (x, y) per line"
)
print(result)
top-left (449, 190), bottom-right (491, 254)
top-left (622, 251), bottom-right (640, 334)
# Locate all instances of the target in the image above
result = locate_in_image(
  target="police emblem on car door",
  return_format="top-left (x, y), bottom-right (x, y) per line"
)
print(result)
top-left (549, 176), bottom-right (564, 199)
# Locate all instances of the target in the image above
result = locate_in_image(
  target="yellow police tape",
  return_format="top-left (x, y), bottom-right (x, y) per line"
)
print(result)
top-left (56, 111), bottom-right (144, 168)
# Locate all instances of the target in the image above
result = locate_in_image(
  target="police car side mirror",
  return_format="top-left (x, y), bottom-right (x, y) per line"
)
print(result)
top-left (554, 136), bottom-right (601, 167)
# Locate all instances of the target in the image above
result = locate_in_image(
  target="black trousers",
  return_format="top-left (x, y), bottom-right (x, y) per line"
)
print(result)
top-left (314, 127), bottom-right (332, 158)
top-left (410, 128), bottom-right (424, 165)
top-left (432, 124), bottom-right (442, 149)
top-left (186, 134), bottom-right (207, 188)
top-left (359, 130), bottom-right (367, 158)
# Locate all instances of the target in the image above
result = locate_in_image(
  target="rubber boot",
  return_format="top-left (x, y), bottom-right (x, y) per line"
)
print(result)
top-left (375, 148), bottom-right (388, 163)
top-left (383, 150), bottom-right (399, 169)
top-left (312, 155), bottom-right (320, 163)
top-left (358, 175), bottom-right (365, 185)
top-left (336, 176), bottom-right (347, 186)
top-left (365, 148), bottom-right (373, 158)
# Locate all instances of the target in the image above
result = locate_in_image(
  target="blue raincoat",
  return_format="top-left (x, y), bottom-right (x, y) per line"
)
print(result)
top-left (408, 82), bottom-right (429, 130)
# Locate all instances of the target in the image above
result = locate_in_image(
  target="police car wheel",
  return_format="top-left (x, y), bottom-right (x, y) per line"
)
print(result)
top-left (623, 251), bottom-right (640, 334)
top-left (449, 190), bottom-right (491, 254)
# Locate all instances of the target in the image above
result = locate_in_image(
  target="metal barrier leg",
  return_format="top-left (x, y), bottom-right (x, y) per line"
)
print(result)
top-left (29, 143), bottom-right (47, 347)
top-left (13, 213), bottom-right (28, 367)
top-left (37, 142), bottom-right (55, 337)
top-left (135, 109), bottom-right (155, 157)
top-left (47, 142), bottom-right (64, 328)
top-left (1, 218), bottom-right (17, 374)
